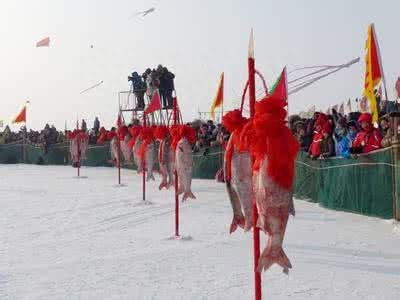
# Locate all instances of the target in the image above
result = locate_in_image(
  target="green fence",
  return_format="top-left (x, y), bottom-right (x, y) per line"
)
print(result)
top-left (0, 142), bottom-right (398, 219)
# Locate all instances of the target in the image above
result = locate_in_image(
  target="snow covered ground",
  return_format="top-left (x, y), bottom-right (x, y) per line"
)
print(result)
top-left (1, 165), bottom-right (400, 299)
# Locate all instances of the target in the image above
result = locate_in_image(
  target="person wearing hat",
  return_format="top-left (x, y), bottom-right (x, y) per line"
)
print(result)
top-left (308, 113), bottom-right (327, 159)
top-left (334, 117), bottom-right (351, 158)
top-left (347, 120), bottom-right (359, 145)
top-left (351, 113), bottom-right (383, 155)
top-left (294, 121), bottom-right (311, 152)
top-left (319, 122), bottom-right (335, 159)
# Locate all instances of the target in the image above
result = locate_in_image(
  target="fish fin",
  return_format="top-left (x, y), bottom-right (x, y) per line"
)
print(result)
top-left (229, 215), bottom-right (245, 234)
top-left (182, 191), bottom-right (196, 201)
top-left (257, 248), bottom-right (292, 274)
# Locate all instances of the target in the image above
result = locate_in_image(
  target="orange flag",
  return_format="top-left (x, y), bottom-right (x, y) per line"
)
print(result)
top-left (12, 106), bottom-right (26, 123)
top-left (36, 37), bottom-right (50, 47)
top-left (210, 72), bottom-right (224, 119)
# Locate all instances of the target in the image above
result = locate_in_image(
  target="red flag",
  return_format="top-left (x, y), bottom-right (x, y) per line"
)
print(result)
top-left (145, 90), bottom-right (161, 115)
top-left (12, 106), bottom-right (26, 123)
top-left (117, 114), bottom-right (122, 127)
top-left (36, 37), bottom-right (50, 47)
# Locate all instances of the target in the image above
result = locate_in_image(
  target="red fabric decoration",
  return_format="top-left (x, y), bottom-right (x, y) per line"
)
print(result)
top-left (314, 113), bottom-right (328, 128)
top-left (138, 127), bottom-right (155, 161)
top-left (127, 126), bottom-right (142, 149)
top-left (118, 125), bottom-right (129, 141)
top-left (97, 127), bottom-right (107, 144)
top-left (106, 131), bottom-right (116, 141)
top-left (241, 96), bottom-right (299, 190)
top-left (153, 125), bottom-right (169, 141)
top-left (170, 125), bottom-right (196, 151)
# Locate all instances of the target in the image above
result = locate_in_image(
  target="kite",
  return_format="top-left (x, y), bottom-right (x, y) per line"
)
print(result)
top-left (80, 80), bottom-right (104, 94)
top-left (36, 37), bottom-right (50, 47)
top-left (129, 7), bottom-right (156, 19)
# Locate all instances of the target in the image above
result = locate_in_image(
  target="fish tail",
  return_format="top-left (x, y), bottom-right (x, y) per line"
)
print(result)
top-left (146, 173), bottom-right (155, 181)
top-left (182, 191), bottom-right (196, 202)
top-left (158, 180), bottom-right (168, 190)
top-left (229, 215), bottom-right (245, 234)
top-left (257, 247), bottom-right (292, 274)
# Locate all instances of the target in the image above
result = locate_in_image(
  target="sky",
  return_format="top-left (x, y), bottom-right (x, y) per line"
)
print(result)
top-left (0, 0), bottom-right (399, 130)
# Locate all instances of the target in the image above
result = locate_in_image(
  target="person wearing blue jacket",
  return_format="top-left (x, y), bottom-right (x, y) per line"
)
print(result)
top-left (334, 118), bottom-right (351, 158)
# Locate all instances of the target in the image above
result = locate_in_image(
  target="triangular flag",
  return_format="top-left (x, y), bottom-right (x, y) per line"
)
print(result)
top-left (145, 90), bottom-right (161, 115)
top-left (210, 72), bottom-right (224, 119)
top-left (12, 106), bottom-right (26, 123)
top-left (338, 102), bottom-right (345, 115)
top-left (36, 37), bottom-right (50, 47)
top-left (268, 67), bottom-right (288, 105)
top-left (346, 98), bottom-right (352, 113)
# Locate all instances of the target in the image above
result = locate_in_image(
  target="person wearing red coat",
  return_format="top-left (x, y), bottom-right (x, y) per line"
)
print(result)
top-left (308, 113), bottom-right (327, 159)
top-left (351, 113), bottom-right (382, 155)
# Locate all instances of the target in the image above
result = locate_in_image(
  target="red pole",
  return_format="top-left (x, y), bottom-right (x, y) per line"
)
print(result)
top-left (77, 120), bottom-right (80, 177)
top-left (142, 115), bottom-right (147, 201)
top-left (117, 116), bottom-right (121, 185)
top-left (173, 97), bottom-right (179, 237)
top-left (248, 29), bottom-right (261, 300)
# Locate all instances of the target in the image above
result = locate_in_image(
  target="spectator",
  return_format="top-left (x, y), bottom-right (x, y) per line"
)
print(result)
top-left (294, 121), bottom-right (312, 152)
top-left (347, 120), bottom-right (359, 145)
top-left (81, 119), bottom-right (87, 132)
top-left (129, 71), bottom-right (146, 110)
top-left (93, 117), bottom-right (100, 134)
top-left (380, 116), bottom-right (392, 148)
top-left (351, 113), bottom-right (383, 155)
top-left (320, 122), bottom-right (335, 159)
top-left (334, 118), bottom-right (351, 158)
top-left (308, 113), bottom-right (327, 159)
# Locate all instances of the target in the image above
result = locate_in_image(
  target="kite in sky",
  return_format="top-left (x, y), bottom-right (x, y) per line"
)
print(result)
top-left (80, 80), bottom-right (104, 94)
top-left (36, 37), bottom-right (50, 47)
top-left (129, 7), bottom-right (156, 19)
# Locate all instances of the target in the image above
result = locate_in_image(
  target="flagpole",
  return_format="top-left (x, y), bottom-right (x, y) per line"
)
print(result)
top-left (372, 23), bottom-right (389, 102)
top-left (248, 29), bottom-right (262, 300)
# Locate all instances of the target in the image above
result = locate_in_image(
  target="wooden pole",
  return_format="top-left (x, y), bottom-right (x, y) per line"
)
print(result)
top-left (248, 29), bottom-right (261, 300)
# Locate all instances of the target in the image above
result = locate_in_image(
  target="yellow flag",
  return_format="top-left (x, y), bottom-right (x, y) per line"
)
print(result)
top-left (210, 72), bottom-right (224, 119)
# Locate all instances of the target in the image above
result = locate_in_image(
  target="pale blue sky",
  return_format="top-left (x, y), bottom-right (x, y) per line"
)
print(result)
top-left (1, 0), bottom-right (399, 130)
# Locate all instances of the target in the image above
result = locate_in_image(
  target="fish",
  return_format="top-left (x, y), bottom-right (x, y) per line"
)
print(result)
top-left (121, 135), bottom-right (132, 165)
top-left (176, 137), bottom-right (196, 201)
top-left (158, 137), bottom-right (175, 190)
top-left (144, 141), bottom-right (156, 181)
top-left (224, 133), bottom-right (253, 233)
top-left (133, 137), bottom-right (143, 172)
top-left (109, 136), bottom-right (119, 165)
top-left (254, 157), bottom-right (293, 274)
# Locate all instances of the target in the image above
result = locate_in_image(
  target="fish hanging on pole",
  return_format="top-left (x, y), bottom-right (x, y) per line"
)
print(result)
top-left (80, 80), bottom-right (104, 94)
top-left (129, 7), bottom-right (156, 19)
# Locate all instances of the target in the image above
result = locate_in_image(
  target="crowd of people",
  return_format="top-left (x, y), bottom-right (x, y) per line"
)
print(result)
top-left (128, 65), bottom-right (175, 110)
top-left (290, 109), bottom-right (392, 159)
top-left (1, 104), bottom-right (397, 161)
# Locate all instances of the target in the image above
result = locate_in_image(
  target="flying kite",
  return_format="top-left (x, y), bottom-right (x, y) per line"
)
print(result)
top-left (129, 7), bottom-right (156, 19)
top-left (36, 37), bottom-right (50, 47)
top-left (80, 80), bottom-right (104, 94)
